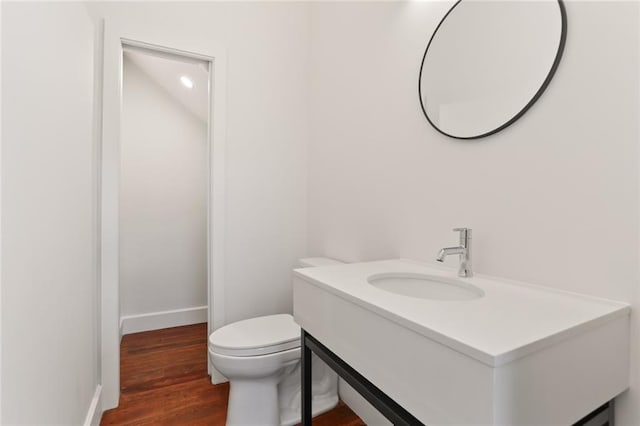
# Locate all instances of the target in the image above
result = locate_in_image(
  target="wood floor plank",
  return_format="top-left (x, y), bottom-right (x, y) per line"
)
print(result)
top-left (101, 323), bottom-right (366, 426)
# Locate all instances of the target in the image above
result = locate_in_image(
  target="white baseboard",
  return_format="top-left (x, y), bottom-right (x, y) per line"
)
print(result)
top-left (120, 305), bottom-right (207, 336)
top-left (339, 379), bottom-right (391, 426)
top-left (83, 385), bottom-right (102, 426)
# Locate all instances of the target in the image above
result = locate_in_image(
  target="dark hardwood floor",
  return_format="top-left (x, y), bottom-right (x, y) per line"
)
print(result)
top-left (101, 323), bottom-right (365, 425)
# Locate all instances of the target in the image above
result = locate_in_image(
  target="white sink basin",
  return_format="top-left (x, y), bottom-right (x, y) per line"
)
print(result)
top-left (367, 272), bottom-right (484, 300)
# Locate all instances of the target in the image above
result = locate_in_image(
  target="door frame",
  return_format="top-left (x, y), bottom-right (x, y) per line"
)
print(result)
top-left (99, 20), bottom-right (227, 410)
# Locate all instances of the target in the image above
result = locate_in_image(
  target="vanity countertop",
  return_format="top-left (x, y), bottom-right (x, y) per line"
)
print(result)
top-left (293, 259), bottom-right (630, 367)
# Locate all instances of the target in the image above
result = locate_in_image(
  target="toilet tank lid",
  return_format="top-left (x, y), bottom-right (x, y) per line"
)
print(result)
top-left (298, 257), bottom-right (344, 268)
top-left (209, 314), bottom-right (300, 357)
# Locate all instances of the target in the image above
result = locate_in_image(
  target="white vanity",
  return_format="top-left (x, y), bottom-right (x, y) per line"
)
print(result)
top-left (293, 259), bottom-right (630, 425)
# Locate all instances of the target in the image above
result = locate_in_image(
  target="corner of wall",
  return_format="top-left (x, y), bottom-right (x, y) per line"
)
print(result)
top-left (82, 385), bottom-right (103, 426)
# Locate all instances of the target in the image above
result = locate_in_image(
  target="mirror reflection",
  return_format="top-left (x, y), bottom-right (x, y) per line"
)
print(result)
top-left (419, 0), bottom-right (566, 139)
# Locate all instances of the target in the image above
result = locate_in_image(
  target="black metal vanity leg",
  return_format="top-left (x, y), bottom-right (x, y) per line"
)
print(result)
top-left (608, 399), bottom-right (615, 425)
top-left (301, 330), bottom-right (313, 425)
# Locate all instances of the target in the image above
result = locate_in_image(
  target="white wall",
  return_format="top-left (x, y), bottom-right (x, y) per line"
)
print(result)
top-left (308, 1), bottom-right (640, 423)
top-left (88, 2), bottom-right (310, 326)
top-left (120, 56), bottom-right (207, 325)
top-left (1, 2), bottom-right (99, 424)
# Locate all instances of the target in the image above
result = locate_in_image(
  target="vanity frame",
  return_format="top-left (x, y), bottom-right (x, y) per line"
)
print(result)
top-left (294, 259), bottom-right (627, 425)
top-left (301, 330), bottom-right (423, 426)
top-left (300, 329), bottom-right (615, 426)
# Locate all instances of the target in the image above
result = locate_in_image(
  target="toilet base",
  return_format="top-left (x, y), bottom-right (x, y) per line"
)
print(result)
top-left (279, 393), bottom-right (339, 426)
top-left (225, 375), bottom-right (339, 426)
top-left (277, 353), bottom-right (339, 426)
top-left (227, 377), bottom-right (280, 425)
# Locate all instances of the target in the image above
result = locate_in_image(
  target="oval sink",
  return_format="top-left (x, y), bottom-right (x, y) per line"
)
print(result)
top-left (367, 273), bottom-right (484, 301)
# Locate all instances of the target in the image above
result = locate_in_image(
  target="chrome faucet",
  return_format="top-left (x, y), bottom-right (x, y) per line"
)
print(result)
top-left (436, 228), bottom-right (473, 278)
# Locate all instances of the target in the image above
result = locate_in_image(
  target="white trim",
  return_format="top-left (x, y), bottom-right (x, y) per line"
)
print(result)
top-left (120, 306), bottom-right (208, 336)
top-left (92, 17), bottom-right (105, 405)
top-left (122, 38), bottom-right (213, 62)
top-left (100, 20), bottom-right (227, 409)
top-left (82, 385), bottom-right (103, 426)
top-left (207, 35), bottom-right (227, 385)
top-left (0, 3), bottom-right (4, 420)
top-left (0, 2), bottom-right (3, 420)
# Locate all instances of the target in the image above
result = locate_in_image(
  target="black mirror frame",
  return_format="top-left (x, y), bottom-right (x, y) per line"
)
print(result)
top-left (418, 0), bottom-right (568, 140)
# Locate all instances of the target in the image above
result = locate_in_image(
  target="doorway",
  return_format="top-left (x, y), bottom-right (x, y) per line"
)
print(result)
top-left (120, 46), bottom-right (208, 335)
top-left (100, 34), bottom-right (227, 410)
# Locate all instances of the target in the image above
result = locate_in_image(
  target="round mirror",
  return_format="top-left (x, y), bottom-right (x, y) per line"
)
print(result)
top-left (418, 0), bottom-right (567, 139)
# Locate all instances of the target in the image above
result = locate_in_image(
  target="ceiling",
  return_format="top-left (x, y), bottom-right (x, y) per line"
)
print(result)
top-left (124, 47), bottom-right (209, 123)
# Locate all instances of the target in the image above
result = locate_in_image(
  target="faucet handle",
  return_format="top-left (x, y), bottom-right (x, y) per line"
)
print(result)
top-left (453, 227), bottom-right (471, 234)
top-left (452, 227), bottom-right (471, 243)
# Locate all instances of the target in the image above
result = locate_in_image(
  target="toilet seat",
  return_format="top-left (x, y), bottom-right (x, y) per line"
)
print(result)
top-left (209, 314), bottom-right (300, 357)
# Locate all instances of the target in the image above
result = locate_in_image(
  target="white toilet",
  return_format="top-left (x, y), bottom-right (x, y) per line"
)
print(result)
top-left (208, 258), bottom-right (341, 426)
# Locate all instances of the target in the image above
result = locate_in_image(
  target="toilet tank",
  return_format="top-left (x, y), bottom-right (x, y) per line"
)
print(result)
top-left (298, 257), bottom-right (343, 268)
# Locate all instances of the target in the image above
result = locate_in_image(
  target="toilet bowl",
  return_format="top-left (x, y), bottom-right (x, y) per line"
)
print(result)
top-left (208, 258), bottom-right (342, 426)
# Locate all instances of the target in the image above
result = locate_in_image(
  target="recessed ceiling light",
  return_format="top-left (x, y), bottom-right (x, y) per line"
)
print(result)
top-left (180, 75), bottom-right (194, 89)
